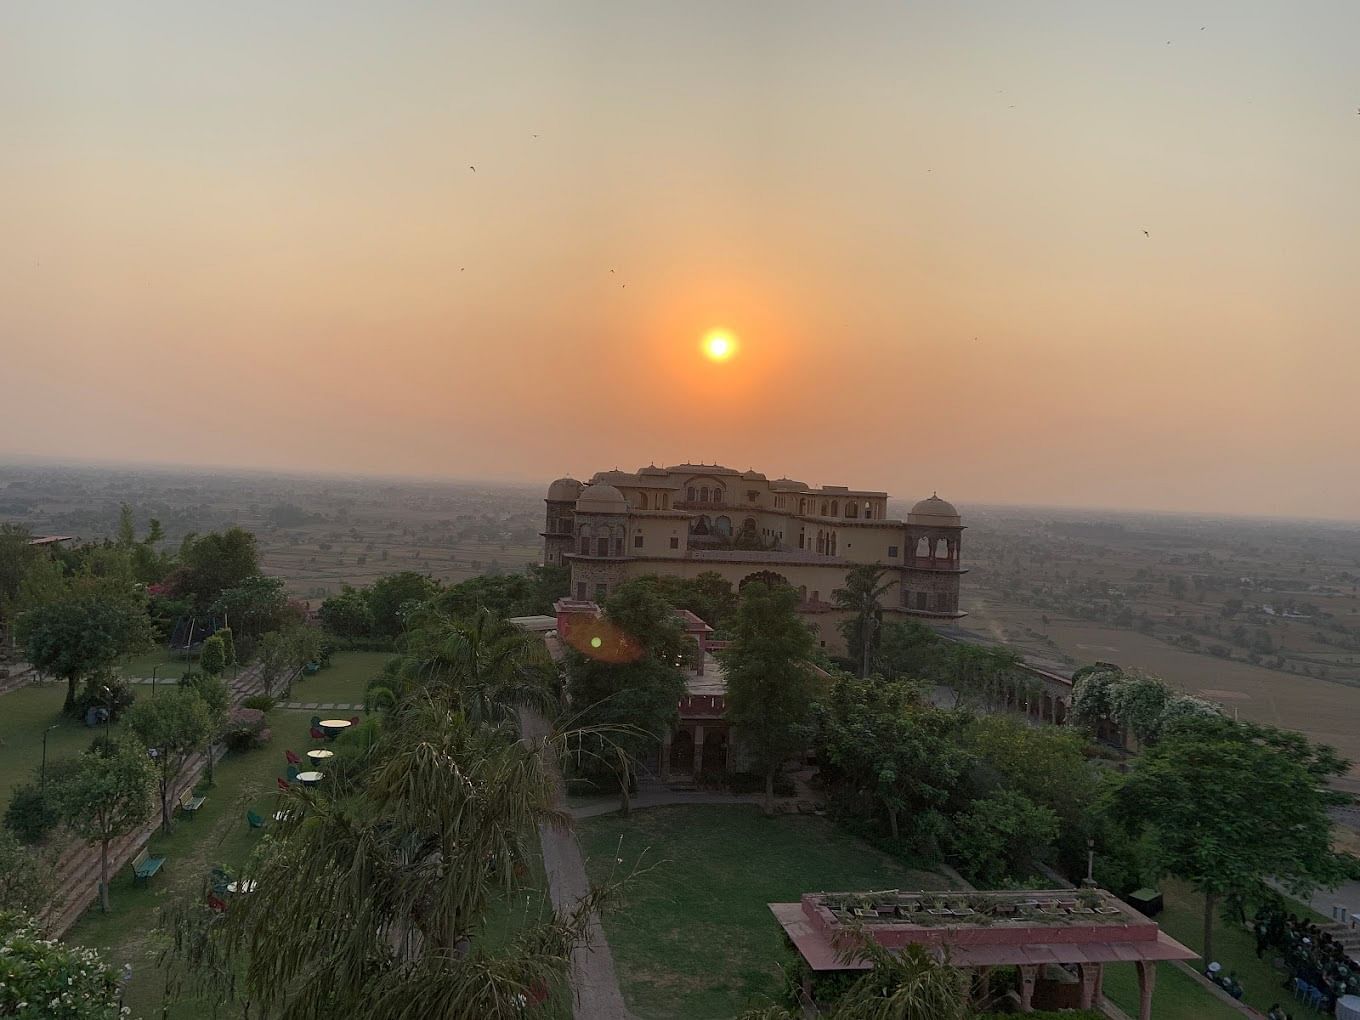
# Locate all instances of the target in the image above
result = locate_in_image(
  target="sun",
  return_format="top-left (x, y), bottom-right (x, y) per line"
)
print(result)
top-left (702, 330), bottom-right (737, 362)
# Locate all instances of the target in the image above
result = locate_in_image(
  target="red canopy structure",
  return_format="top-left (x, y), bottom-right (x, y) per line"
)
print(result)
top-left (771, 888), bottom-right (1197, 1019)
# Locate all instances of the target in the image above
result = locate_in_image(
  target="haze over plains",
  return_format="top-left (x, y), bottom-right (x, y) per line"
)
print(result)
top-left (3, 2), bottom-right (1359, 519)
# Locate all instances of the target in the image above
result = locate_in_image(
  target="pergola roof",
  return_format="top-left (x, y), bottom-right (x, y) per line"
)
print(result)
top-left (770, 890), bottom-right (1198, 972)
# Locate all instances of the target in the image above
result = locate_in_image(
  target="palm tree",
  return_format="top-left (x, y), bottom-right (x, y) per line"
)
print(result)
top-left (397, 607), bottom-right (558, 722)
top-left (734, 938), bottom-right (967, 1020)
top-left (832, 940), bottom-right (969, 1020)
top-left (833, 565), bottom-right (897, 678)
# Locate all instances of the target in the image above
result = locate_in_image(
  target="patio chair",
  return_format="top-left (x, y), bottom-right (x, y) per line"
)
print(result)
top-left (286, 765), bottom-right (300, 784)
top-left (349, 715), bottom-right (360, 726)
top-left (285, 750), bottom-right (302, 766)
top-left (246, 810), bottom-right (266, 830)
top-left (309, 715), bottom-right (321, 728)
top-left (210, 867), bottom-right (231, 896)
top-left (276, 777), bottom-right (290, 792)
top-left (207, 894), bottom-right (228, 913)
top-left (309, 726), bottom-right (325, 740)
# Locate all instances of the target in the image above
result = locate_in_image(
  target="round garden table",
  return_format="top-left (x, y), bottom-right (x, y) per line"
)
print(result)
top-left (306, 749), bottom-right (335, 765)
top-left (319, 719), bottom-right (352, 739)
top-left (296, 770), bottom-right (324, 786)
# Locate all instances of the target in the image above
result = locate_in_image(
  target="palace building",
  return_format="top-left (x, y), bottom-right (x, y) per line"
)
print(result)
top-left (541, 463), bottom-right (965, 650)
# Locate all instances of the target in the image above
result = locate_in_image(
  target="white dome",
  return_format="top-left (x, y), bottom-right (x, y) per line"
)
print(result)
top-left (576, 483), bottom-right (628, 514)
top-left (547, 477), bottom-right (584, 502)
top-left (908, 494), bottom-right (961, 527)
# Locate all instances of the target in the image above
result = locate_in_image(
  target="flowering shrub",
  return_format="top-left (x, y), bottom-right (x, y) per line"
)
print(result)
top-left (1071, 665), bottom-right (1223, 745)
top-left (0, 912), bottom-right (127, 1018)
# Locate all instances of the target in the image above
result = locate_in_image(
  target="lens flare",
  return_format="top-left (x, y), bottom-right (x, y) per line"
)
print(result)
top-left (702, 330), bottom-right (737, 362)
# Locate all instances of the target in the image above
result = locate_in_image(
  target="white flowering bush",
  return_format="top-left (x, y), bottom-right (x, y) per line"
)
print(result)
top-left (0, 912), bottom-right (128, 1019)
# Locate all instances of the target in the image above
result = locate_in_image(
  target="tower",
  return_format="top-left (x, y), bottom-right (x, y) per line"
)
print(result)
top-left (542, 477), bottom-right (583, 567)
top-left (900, 494), bottom-right (967, 617)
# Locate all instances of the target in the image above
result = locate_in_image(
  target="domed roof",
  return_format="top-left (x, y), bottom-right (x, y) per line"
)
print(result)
top-left (638, 465), bottom-right (669, 476)
top-left (575, 482), bottom-right (629, 514)
top-left (770, 477), bottom-right (810, 490)
top-left (908, 493), bottom-right (961, 526)
top-left (547, 476), bottom-right (583, 502)
top-left (741, 469), bottom-right (767, 480)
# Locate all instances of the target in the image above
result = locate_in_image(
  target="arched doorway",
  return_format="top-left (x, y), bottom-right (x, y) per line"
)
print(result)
top-left (669, 729), bottom-right (695, 774)
top-left (700, 729), bottom-right (728, 777)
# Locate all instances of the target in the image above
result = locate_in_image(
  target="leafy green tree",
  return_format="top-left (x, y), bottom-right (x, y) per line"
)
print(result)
top-left (566, 581), bottom-right (689, 813)
top-left (434, 564), bottom-right (570, 621)
top-left (833, 565), bottom-right (897, 677)
top-left (176, 527), bottom-right (261, 609)
top-left (1112, 716), bottom-right (1352, 963)
top-left (183, 673), bottom-right (231, 784)
top-left (875, 619), bottom-right (947, 681)
top-left (0, 911), bottom-right (127, 1017)
top-left (964, 715), bottom-right (1099, 875)
top-left (721, 582), bottom-right (817, 814)
top-left (210, 575), bottom-right (292, 637)
top-left (256, 629), bottom-right (291, 695)
top-left (126, 689), bottom-right (212, 832)
top-left (0, 831), bottom-right (53, 916)
top-left (949, 788), bottom-right (1059, 886)
top-left (0, 524), bottom-right (40, 634)
top-left (116, 503), bottom-right (137, 549)
top-left (18, 589), bottom-right (154, 712)
top-left (367, 571), bottom-right (438, 637)
top-left (814, 676), bottom-right (971, 843)
top-left (52, 745), bottom-right (154, 912)
top-left (285, 624), bottom-right (323, 674)
top-left (946, 643), bottom-right (1023, 711)
top-left (319, 586), bottom-right (376, 638)
top-left (199, 633), bottom-right (227, 678)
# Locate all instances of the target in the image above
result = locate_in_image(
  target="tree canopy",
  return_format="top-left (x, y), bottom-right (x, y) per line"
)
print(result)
top-left (1111, 715), bottom-right (1352, 962)
top-left (125, 688), bottom-right (212, 832)
top-left (18, 587), bottom-right (154, 711)
top-left (52, 744), bottom-right (154, 913)
top-left (175, 527), bottom-right (261, 609)
top-left (720, 581), bottom-right (818, 814)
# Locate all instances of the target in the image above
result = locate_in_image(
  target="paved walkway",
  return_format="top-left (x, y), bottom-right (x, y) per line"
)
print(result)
top-left (520, 710), bottom-right (633, 1020)
top-left (570, 784), bottom-right (759, 820)
top-left (45, 663), bottom-right (274, 935)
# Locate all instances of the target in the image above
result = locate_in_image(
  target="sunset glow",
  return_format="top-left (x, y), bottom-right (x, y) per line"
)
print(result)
top-left (702, 331), bottom-right (736, 362)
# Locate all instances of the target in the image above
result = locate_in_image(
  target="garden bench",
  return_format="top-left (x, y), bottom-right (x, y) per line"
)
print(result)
top-left (179, 788), bottom-right (206, 817)
top-left (131, 848), bottom-right (165, 885)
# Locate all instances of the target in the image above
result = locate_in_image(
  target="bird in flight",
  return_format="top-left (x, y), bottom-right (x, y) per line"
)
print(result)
top-left (468, 165), bottom-right (476, 172)
top-left (1142, 229), bottom-right (1150, 237)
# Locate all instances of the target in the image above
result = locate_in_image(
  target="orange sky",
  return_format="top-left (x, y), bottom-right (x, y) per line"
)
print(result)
top-left (3, 2), bottom-right (1359, 518)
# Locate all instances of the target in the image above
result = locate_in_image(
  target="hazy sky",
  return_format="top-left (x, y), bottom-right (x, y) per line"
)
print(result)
top-left (4, 2), bottom-right (1359, 519)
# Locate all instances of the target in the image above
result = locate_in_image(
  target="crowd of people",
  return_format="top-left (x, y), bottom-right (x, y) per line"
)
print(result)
top-left (1254, 901), bottom-right (1360, 1013)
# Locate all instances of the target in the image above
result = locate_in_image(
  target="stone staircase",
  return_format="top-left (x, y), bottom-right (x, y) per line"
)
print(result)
top-left (43, 663), bottom-right (272, 937)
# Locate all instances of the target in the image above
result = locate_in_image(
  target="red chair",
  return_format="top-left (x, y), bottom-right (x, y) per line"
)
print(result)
top-left (349, 716), bottom-right (360, 726)
top-left (285, 750), bottom-right (302, 766)
top-left (207, 894), bottom-right (228, 913)
top-left (309, 726), bottom-right (325, 740)
top-left (276, 777), bottom-right (290, 792)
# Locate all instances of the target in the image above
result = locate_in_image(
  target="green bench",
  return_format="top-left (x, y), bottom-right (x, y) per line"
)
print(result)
top-left (179, 788), bottom-right (206, 817)
top-left (131, 848), bottom-right (165, 885)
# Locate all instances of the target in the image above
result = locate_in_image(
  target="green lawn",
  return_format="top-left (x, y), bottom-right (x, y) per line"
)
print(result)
top-left (1141, 879), bottom-right (1331, 1020)
top-left (286, 650), bottom-right (394, 704)
top-left (67, 709), bottom-right (324, 1020)
top-left (577, 804), bottom-right (953, 1020)
top-left (117, 645), bottom-right (197, 679)
top-left (1101, 960), bottom-right (1242, 1020)
top-left (0, 683), bottom-right (176, 804)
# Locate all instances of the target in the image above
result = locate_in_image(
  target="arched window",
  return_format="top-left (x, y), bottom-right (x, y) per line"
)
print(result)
top-left (817, 531), bottom-right (825, 554)
top-left (799, 585), bottom-right (807, 601)
top-left (830, 501), bottom-right (839, 517)
top-left (742, 517), bottom-right (756, 533)
top-left (615, 536), bottom-right (624, 556)
top-left (714, 486), bottom-right (724, 503)
top-left (638, 492), bottom-right (649, 509)
top-left (687, 486), bottom-right (696, 501)
top-left (863, 504), bottom-right (872, 519)
top-left (597, 536), bottom-right (609, 556)
top-left (820, 501), bottom-right (828, 515)
top-left (661, 493), bottom-right (669, 509)
top-left (700, 486), bottom-right (710, 503)
top-left (847, 503), bottom-right (859, 518)
top-left (935, 538), bottom-right (950, 560)
top-left (799, 498), bottom-right (807, 514)
top-left (829, 532), bottom-right (837, 555)
top-left (715, 516), bottom-right (732, 536)
top-left (916, 536), bottom-right (930, 558)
